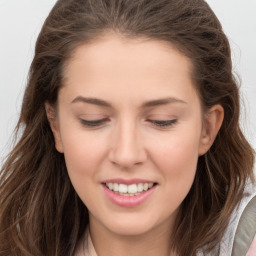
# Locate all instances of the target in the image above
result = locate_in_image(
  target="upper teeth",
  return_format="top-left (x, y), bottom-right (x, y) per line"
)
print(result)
top-left (106, 183), bottom-right (154, 194)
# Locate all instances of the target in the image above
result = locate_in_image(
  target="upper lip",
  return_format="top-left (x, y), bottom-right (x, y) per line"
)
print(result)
top-left (101, 178), bottom-right (156, 185)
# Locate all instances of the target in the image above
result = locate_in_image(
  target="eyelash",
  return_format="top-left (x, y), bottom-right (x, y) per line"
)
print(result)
top-left (80, 119), bottom-right (177, 128)
top-left (80, 119), bottom-right (108, 127)
top-left (149, 119), bottom-right (177, 128)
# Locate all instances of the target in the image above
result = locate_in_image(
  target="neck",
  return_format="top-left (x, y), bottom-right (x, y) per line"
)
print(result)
top-left (89, 217), bottom-right (178, 256)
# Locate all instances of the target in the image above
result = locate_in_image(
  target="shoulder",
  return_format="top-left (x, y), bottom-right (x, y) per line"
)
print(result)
top-left (198, 182), bottom-right (256, 256)
top-left (232, 188), bottom-right (256, 255)
top-left (222, 182), bottom-right (256, 256)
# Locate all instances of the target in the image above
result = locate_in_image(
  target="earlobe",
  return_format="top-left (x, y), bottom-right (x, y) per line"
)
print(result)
top-left (198, 104), bottom-right (224, 156)
top-left (45, 102), bottom-right (64, 153)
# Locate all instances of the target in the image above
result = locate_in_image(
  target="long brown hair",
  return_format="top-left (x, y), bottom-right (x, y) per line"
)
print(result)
top-left (0, 0), bottom-right (255, 255)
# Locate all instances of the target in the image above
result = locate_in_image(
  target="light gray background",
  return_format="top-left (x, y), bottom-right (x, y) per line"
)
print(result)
top-left (0, 0), bottom-right (255, 166)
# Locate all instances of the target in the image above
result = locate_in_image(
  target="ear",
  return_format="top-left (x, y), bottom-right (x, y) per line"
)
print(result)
top-left (198, 104), bottom-right (224, 156)
top-left (45, 102), bottom-right (64, 153)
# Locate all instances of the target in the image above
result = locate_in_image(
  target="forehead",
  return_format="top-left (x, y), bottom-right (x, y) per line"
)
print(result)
top-left (61, 33), bottom-right (198, 106)
top-left (65, 32), bottom-right (192, 75)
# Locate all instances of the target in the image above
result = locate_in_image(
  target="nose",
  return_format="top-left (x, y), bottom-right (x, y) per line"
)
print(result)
top-left (108, 120), bottom-right (147, 169)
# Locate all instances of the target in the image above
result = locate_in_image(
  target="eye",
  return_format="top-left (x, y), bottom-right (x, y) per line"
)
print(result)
top-left (148, 119), bottom-right (177, 128)
top-left (80, 118), bottom-right (109, 127)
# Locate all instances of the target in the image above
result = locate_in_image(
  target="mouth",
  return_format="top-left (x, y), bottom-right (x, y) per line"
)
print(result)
top-left (103, 182), bottom-right (158, 197)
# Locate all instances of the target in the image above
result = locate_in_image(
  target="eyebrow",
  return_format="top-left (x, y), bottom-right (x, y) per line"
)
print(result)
top-left (71, 96), bottom-right (187, 108)
top-left (71, 96), bottom-right (111, 107)
top-left (141, 97), bottom-right (187, 107)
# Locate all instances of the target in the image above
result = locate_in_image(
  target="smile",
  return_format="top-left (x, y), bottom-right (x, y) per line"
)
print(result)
top-left (105, 182), bottom-right (154, 196)
top-left (102, 180), bottom-right (157, 207)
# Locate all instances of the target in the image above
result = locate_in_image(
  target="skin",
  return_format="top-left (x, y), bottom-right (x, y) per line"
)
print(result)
top-left (46, 32), bottom-right (224, 256)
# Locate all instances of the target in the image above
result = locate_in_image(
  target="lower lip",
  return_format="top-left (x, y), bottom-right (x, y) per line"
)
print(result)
top-left (102, 184), bottom-right (157, 208)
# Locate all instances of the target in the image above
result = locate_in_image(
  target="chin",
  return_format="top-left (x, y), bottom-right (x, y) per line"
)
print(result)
top-left (108, 223), bottom-right (154, 237)
top-left (101, 213), bottom-right (161, 237)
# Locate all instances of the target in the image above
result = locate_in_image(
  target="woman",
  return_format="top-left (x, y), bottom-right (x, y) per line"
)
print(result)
top-left (0, 0), bottom-right (255, 255)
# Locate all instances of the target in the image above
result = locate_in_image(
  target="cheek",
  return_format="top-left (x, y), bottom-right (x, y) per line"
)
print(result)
top-left (153, 130), bottom-right (200, 168)
top-left (152, 136), bottom-right (199, 214)
top-left (151, 130), bottom-right (200, 193)
top-left (60, 128), bottom-right (106, 178)
top-left (60, 132), bottom-right (105, 207)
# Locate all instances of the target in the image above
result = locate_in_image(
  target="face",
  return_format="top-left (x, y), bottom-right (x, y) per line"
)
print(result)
top-left (47, 33), bottom-right (222, 238)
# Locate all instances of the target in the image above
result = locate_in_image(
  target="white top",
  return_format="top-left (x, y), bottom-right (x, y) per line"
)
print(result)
top-left (74, 183), bottom-right (256, 256)
top-left (198, 182), bottom-right (256, 256)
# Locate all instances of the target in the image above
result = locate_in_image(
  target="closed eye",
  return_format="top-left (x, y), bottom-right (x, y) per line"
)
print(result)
top-left (80, 118), bottom-right (108, 127)
top-left (80, 118), bottom-right (177, 128)
top-left (148, 119), bottom-right (177, 128)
